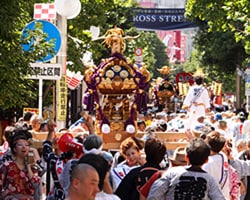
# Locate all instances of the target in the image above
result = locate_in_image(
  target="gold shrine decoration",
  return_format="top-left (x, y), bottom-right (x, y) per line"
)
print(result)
top-left (193, 67), bottom-right (206, 77)
top-left (157, 66), bottom-right (171, 76)
top-left (57, 75), bottom-right (67, 120)
top-left (84, 26), bottom-right (148, 148)
top-left (211, 81), bottom-right (222, 96)
top-left (178, 82), bottom-right (190, 96)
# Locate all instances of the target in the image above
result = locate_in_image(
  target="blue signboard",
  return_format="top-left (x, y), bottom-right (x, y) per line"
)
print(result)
top-left (132, 8), bottom-right (196, 30)
top-left (21, 20), bottom-right (61, 62)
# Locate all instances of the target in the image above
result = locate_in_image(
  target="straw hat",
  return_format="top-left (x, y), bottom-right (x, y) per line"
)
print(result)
top-left (169, 147), bottom-right (187, 166)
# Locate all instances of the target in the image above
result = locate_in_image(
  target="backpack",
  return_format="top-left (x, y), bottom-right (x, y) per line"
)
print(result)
top-left (136, 166), bottom-right (161, 197)
top-left (138, 170), bottom-right (163, 198)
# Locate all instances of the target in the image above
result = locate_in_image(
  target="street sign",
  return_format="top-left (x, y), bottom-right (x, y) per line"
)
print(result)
top-left (245, 69), bottom-right (250, 95)
top-left (134, 56), bottom-right (143, 62)
top-left (28, 63), bottom-right (62, 80)
top-left (134, 48), bottom-right (143, 62)
top-left (134, 48), bottom-right (143, 56)
top-left (21, 20), bottom-right (61, 62)
top-left (23, 107), bottom-right (39, 115)
top-left (33, 3), bottom-right (56, 21)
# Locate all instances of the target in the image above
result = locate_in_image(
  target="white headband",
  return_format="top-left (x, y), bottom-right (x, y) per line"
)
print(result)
top-left (82, 145), bottom-right (103, 155)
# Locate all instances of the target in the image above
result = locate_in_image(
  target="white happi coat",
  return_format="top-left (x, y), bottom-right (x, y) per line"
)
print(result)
top-left (183, 84), bottom-right (210, 129)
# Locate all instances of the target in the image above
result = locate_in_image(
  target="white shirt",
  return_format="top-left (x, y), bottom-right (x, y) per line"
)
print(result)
top-left (110, 162), bottom-right (139, 192)
top-left (96, 191), bottom-right (120, 200)
top-left (202, 152), bottom-right (230, 200)
top-left (242, 119), bottom-right (250, 139)
top-left (216, 128), bottom-right (232, 139)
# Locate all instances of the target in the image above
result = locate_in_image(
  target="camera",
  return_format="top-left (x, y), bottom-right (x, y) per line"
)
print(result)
top-left (26, 150), bottom-right (35, 164)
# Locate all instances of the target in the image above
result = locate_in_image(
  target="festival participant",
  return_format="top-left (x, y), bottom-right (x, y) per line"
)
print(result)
top-left (144, 111), bottom-right (153, 126)
top-left (242, 114), bottom-right (250, 139)
top-left (237, 139), bottom-right (250, 200)
top-left (43, 112), bottom-right (104, 199)
top-left (110, 136), bottom-right (144, 191)
top-left (59, 135), bottom-right (114, 197)
top-left (182, 70), bottom-right (210, 130)
top-left (137, 120), bottom-right (146, 132)
top-left (115, 138), bottom-right (166, 200)
top-left (138, 146), bottom-right (187, 200)
top-left (64, 164), bottom-right (100, 200)
top-left (223, 140), bottom-right (250, 200)
top-left (0, 126), bottom-right (15, 162)
top-left (233, 112), bottom-right (247, 147)
top-left (43, 131), bottom-right (74, 199)
top-left (235, 139), bottom-right (247, 157)
top-left (42, 122), bottom-right (83, 200)
top-left (0, 128), bottom-right (41, 200)
top-left (202, 131), bottom-right (231, 199)
top-left (141, 125), bottom-right (157, 142)
top-left (147, 138), bottom-right (225, 200)
top-left (221, 140), bottom-right (240, 200)
top-left (78, 154), bottom-right (120, 200)
top-left (39, 120), bottom-right (49, 132)
top-left (216, 120), bottom-right (231, 139)
top-left (23, 111), bottom-right (35, 130)
top-left (82, 134), bottom-right (114, 167)
top-left (29, 114), bottom-right (44, 139)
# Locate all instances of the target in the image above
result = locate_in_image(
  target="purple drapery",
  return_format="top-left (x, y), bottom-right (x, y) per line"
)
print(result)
top-left (124, 105), bottom-right (137, 130)
top-left (133, 70), bottom-right (149, 113)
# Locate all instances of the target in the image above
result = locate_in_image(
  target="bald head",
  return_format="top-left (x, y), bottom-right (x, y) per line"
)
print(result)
top-left (71, 163), bottom-right (97, 181)
top-left (67, 164), bottom-right (100, 200)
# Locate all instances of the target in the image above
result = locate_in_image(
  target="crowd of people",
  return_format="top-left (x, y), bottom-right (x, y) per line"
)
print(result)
top-left (1, 75), bottom-right (250, 200)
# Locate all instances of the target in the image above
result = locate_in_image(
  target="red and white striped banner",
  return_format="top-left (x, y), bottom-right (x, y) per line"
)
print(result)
top-left (66, 70), bottom-right (83, 90)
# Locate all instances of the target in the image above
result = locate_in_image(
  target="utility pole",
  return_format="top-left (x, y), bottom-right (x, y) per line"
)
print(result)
top-left (236, 67), bottom-right (242, 109)
top-left (54, 0), bottom-right (81, 129)
top-left (56, 14), bottom-right (67, 129)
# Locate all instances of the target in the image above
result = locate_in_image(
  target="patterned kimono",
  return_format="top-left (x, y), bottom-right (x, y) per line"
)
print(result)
top-left (0, 161), bottom-right (40, 200)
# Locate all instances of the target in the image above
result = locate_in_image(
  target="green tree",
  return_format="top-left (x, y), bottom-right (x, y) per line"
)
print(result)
top-left (185, 0), bottom-right (249, 106)
top-left (185, 0), bottom-right (250, 56)
top-left (0, 0), bottom-right (39, 111)
top-left (0, 0), bottom-right (63, 112)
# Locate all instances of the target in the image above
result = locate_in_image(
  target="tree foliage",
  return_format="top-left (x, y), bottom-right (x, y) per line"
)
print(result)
top-left (185, 0), bottom-right (250, 56)
top-left (194, 29), bottom-right (247, 72)
top-left (0, 0), bottom-right (36, 110)
top-left (185, 0), bottom-right (249, 97)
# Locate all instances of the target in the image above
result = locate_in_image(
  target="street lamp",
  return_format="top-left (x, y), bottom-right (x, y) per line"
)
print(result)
top-left (54, 0), bottom-right (81, 130)
top-left (55, 0), bottom-right (81, 19)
